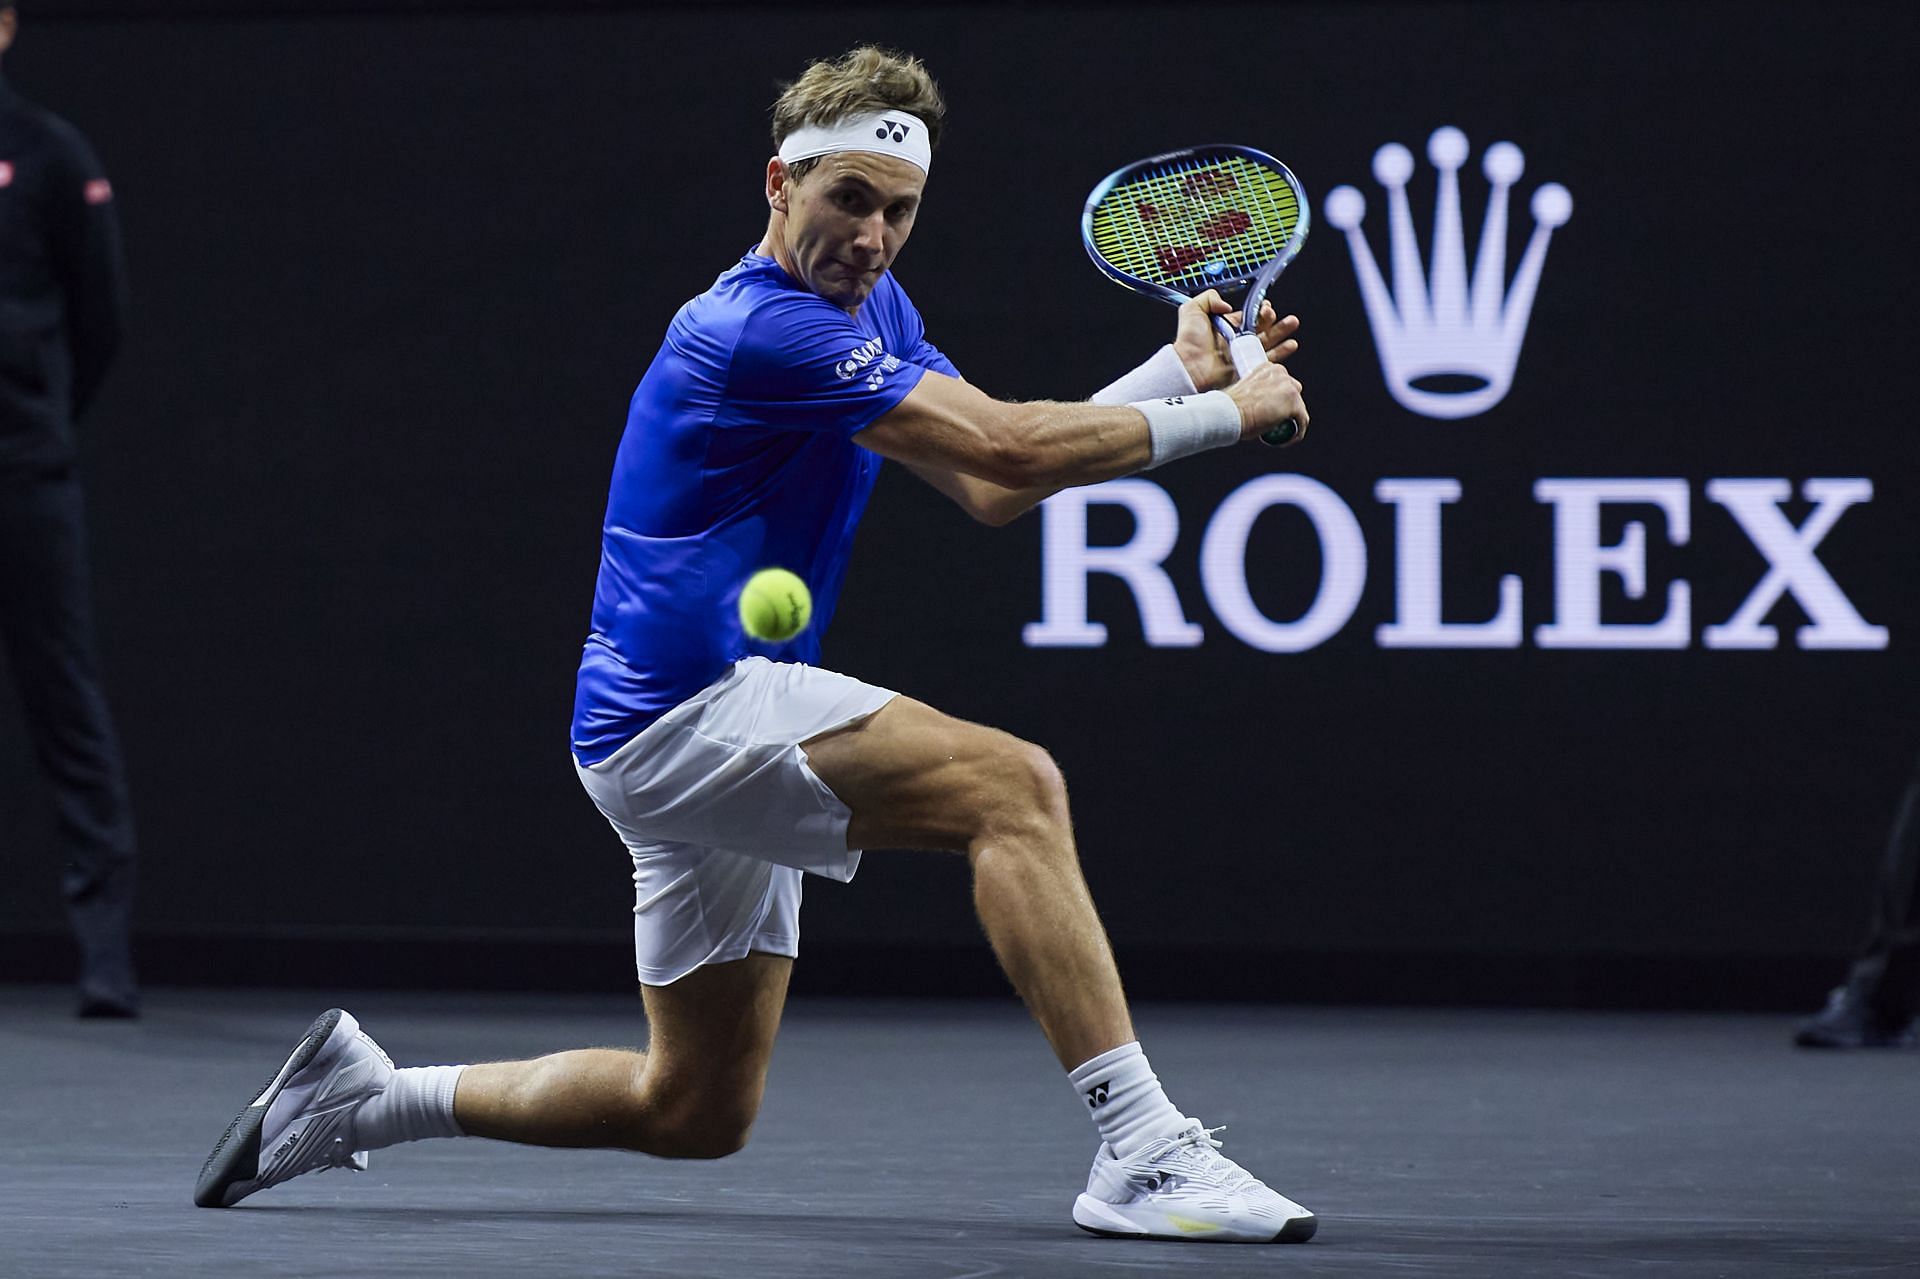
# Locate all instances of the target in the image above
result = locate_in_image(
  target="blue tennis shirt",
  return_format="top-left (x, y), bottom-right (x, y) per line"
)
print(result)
top-left (571, 250), bottom-right (958, 765)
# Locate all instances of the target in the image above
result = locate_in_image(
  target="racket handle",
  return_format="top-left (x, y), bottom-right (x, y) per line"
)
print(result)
top-left (1227, 332), bottom-right (1300, 447)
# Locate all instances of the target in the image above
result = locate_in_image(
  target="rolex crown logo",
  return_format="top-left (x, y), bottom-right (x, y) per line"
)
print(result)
top-left (1326, 127), bottom-right (1572, 420)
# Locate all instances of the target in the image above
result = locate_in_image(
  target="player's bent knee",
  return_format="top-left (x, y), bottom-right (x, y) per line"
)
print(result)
top-left (626, 1085), bottom-right (762, 1159)
top-left (974, 738), bottom-right (1071, 839)
top-left (653, 1109), bottom-right (757, 1160)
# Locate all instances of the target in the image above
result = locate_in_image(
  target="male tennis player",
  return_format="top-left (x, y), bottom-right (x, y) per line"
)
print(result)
top-left (196, 47), bottom-right (1315, 1243)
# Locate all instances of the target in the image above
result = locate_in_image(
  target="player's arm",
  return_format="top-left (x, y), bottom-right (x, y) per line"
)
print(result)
top-left (899, 458), bottom-right (1054, 528)
top-left (893, 372), bottom-right (1055, 527)
top-left (855, 303), bottom-right (1304, 515)
top-left (855, 359), bottom-right (1303, 498)
top-left (893, 299), bottom-right (1301, 526)
top-left (855, 373), bottom-right (1149, 493)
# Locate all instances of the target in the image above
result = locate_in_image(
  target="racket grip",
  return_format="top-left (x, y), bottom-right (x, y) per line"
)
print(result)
top-left (1227, 331), bottom-right (1266, 378)
top-left (1227, 332), bottom-right (1300, 448)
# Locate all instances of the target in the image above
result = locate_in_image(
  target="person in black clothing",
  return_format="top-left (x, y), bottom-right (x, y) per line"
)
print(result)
top-left (1795, 755), bottom-right (1920, 1048)
top-left (0, 2), bottom-right (139, 1018)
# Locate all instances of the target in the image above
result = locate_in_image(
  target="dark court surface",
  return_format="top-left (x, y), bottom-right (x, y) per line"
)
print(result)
top-left (4, 987), bottom-right (1917, 1279)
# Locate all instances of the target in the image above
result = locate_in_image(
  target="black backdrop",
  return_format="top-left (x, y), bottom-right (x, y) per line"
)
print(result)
top-left (2, 1), bottom-right (1916, 1006)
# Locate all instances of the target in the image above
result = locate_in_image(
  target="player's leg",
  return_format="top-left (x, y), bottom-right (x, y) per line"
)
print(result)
top-left (802, 695), bottom-right (1130, 1071)
top-left (802, 695), bottom-right (1316, 1243)
top-left (196, 845), bottom-right (798, 1206)
top-left (455, 949), bottom-right (792, 1155)
top-left (196, 660), bottom-right (845, 1207)
top-left (196, 953), bottom-right (791, 1206)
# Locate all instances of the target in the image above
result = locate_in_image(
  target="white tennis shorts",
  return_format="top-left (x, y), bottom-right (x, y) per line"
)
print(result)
top-left (574, 656), bottom-right (897, 986)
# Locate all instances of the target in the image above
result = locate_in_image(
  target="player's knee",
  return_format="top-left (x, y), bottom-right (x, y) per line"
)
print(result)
top-left (637, 1091), bottom-right (759, 1160)
top-left (979, 739), bottom-right (1071, 837)
top-left (659, 1115), bottom-right (754, 1160)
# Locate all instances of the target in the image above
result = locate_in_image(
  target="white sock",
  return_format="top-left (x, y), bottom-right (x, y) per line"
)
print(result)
top-left (1067, 1042), bottom-right (1188, 1159)
top-left (351, 1064), bottom-right (468, 1151)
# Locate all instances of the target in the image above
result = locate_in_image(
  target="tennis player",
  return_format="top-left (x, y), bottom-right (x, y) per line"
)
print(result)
top-left (196, 47), bottom-right (1315, 1243)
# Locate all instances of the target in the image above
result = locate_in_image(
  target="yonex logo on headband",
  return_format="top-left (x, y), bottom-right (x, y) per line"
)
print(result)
top-left (778, 110), bottom-right (932, 174)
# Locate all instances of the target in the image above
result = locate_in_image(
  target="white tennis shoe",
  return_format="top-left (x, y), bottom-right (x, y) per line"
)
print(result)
top-left (1073, 1121), bottom-right (1317, 1243)
top-left (194, 1007), bottom-right (393, 1208)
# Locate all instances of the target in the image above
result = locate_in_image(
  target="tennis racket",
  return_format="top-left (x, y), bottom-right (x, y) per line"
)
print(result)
top-left (1082, 144), bottom-right (1310, 446)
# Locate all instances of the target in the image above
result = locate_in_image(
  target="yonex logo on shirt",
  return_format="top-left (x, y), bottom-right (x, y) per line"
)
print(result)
top-left (835, 336), bottom-right (887, 380)
top-left (835, 337), bottom-right (885, 379)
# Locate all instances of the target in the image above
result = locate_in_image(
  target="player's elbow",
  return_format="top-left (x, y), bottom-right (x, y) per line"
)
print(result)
top-left (965, 495), bottom-right (1030, 528)
top-left (974, 504), bottom-right (1025, 528)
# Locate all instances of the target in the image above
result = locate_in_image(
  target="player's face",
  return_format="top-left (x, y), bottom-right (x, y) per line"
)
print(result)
top-left (778, 152), bottom-right (924, 309)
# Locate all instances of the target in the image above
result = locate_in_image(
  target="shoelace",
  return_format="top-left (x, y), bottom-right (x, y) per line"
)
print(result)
top-left (1157, 1124), bottom-right (1255, 1193)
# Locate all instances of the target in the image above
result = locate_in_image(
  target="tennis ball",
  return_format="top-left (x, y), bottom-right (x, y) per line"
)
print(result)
top-left (738, 567), bottom-right (812, 642)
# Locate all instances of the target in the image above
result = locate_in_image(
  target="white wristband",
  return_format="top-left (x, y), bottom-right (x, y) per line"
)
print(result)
top-left (1135, 391), bottom-right (1242, 468)
top-left (1091, 344), bottom-right (1197, 406)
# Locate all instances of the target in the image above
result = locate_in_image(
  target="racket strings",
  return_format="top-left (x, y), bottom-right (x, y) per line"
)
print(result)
top-left (1089, 154), bottom-right (1302, 291)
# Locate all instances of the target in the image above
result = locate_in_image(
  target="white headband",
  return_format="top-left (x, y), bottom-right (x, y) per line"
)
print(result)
top-left (777, 110), bottom-right (932, 175)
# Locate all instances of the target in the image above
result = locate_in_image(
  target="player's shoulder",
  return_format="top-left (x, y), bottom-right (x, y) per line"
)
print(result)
top-left (725, 258), bottom-right (865, 350)
top-left (662, 253), bottom-right (852, 385)
top-left (697, 253), bottom-right (820, 323)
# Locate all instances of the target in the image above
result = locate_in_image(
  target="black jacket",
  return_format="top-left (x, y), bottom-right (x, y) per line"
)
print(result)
top-left (0, 73), bottom-right (126, 470)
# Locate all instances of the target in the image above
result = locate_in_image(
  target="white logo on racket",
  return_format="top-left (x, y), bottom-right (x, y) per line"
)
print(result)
top-left (1326, 127), bottom-right (1571, 421)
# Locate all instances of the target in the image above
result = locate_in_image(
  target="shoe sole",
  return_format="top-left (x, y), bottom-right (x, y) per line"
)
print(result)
top-left (193, 1008), bottom-right (348, 1208)
top-left (1074, 1195), bottom-right (1318, 1244)
top-left (1795, 1029), bottom-right (1917, 1049)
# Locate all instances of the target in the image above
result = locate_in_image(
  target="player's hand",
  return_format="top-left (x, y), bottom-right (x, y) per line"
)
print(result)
top-left (1223, 360), bottom-right (1309, 443)
top-left (1173, 290), bottom-right (1302, 390)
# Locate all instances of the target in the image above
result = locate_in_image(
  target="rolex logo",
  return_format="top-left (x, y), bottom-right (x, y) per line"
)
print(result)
top-left (1326, 127), bottom-right (1572, 421)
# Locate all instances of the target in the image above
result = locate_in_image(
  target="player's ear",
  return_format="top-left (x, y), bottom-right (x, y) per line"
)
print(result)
top-left (766, 158), bottom-right (791, 213)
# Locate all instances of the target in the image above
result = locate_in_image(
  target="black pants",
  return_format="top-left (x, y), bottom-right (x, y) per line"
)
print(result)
top-left (0, 467), bottom-right (137, 1003)
top-left (1844, 751), bottom-right (1920, 1022)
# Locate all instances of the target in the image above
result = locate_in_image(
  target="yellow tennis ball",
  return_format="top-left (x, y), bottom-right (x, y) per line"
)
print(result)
top-left (738, 567), bottom-right (812, 642)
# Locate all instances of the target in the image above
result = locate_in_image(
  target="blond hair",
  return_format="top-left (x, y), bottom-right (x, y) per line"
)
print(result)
top-left (771, 47), bottom-right (946, 179)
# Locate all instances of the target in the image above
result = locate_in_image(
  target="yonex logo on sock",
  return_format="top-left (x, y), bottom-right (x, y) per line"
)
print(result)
top-left (1086, 1082), bottom-right (1110, 1107)
top-left (875, 120), bottom-right (911, 143)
